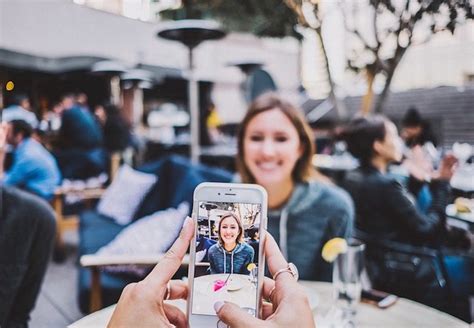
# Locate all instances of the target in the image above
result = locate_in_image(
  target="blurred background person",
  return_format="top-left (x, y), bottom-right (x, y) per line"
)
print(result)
top-left (236, 92), bottom-right (354, 281)
top-left (247, 226), bottom-right (260, 262)
top-left (397, 108), bottom-right (441, 214)
top-left (401, 107), bottom-right (438, 151)
top-left (340, 115), bottom-right (468, 247)
top-left (0, 120), bottom-right (61, 201)
top-left (340, 115), bottom-right (473, 318)
top-left (2, 93), bottom-right (38, 128)
top-left (94, 103), bottom-right (132, 153)
top-left (53, 93), bottom-right (106, 180)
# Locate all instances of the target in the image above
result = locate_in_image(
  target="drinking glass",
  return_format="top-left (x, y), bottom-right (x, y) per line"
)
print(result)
top-left (332, 239), bottom-right (365, 325)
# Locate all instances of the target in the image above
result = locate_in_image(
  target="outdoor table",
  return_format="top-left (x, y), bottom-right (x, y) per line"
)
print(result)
top-left (68, 281), bottom-right (468, 327)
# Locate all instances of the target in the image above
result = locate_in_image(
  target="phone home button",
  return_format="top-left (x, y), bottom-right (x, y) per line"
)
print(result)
top-left (217, 320), bottom-right (228, 328)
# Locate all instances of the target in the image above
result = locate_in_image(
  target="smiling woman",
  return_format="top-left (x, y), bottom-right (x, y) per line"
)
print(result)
top-left (208, 212), bottom-right (254, 275)
top-left (235, 92), bottom-right (354, 281)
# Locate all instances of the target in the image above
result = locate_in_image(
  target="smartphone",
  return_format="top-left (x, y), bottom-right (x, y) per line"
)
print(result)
top-left (361, 289), bottom-right (398, 309)
top-left (187, 182), bottom-right (268, 328)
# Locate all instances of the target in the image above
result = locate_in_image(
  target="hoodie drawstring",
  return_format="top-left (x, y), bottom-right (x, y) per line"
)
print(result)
top-left (222, 245), bottom-right (236, 274)
top-left (279, 208), bottom-right (289, 259)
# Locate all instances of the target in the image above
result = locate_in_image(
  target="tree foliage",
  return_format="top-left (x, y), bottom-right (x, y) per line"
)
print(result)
top-left (283, 0), bottom-right (348, 118)
top-left (161, 0), bottom-right (300, 39)
top-left (344, 0), bottom-right (473, 113)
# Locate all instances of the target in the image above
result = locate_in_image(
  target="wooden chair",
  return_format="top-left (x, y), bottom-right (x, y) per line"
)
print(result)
top-left (80, 253), bottom-right (192, 312)
top-left (51, 152), bottom-right (122, 260)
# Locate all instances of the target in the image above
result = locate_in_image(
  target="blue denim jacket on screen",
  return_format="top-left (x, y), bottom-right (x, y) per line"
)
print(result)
top-left (208, 242), bottom-right (254, 274)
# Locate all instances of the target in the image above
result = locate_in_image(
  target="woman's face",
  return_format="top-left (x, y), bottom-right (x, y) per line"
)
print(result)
top-left (220, 216), bottom-right (239, 245)
top-left (375, 121), bottom-right (404, 163)
top-left (243, 109), bottom-right (303, 188)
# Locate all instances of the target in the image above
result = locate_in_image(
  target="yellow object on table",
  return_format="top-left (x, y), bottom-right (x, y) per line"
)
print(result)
top-left (455, 197), bottom-right (474, 213)
top-left (322, 238), bottom-right (348, 262)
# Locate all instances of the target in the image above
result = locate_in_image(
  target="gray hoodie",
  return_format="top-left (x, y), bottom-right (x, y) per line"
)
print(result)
top-left (267, 181), bottom-right (354, 281)
top-left (208, 242), bottom-right (255, 274)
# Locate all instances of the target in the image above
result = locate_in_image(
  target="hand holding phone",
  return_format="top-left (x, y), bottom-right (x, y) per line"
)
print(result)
top-left (188, 183), bottom-right (268, 327)
top-left (215, 233), bottom-right (316, 328)
top-left (108, 217), bottom-right (195, 327)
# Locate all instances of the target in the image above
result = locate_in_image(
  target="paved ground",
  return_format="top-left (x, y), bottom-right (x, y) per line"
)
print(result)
top-left (30, 231), bottom-right (84, 328)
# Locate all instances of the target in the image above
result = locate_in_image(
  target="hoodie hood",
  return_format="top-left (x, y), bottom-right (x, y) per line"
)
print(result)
top-left (269, 182), bottom-right (323, 217)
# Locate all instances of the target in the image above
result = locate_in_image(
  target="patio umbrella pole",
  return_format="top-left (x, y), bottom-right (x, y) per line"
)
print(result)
top-left (188, 47), bottom-right (200, 163)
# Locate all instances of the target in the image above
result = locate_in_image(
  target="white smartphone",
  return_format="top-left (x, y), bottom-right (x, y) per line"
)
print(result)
top-left (187, 182), bottom-right (268, 328)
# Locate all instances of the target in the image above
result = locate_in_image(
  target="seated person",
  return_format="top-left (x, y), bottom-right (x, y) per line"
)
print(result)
top-left (208, 213), bottom-right (254, 275)
top-left (0, 120), bottom-right (61, 200)
top-left (0, 185), bottom-right (56, 327)
top-left (398, 107), bottom-right (439, 214)
top-left (339, 115), bottom-right (470, 248)
top-left (53, 93), bottom-right (106, 179)
top-left (339, 115), bottom-right (474, 316)
top-left (235, 92), bottom-right (354, 281)
top-left (247, 227), bottom-right (260, 264)
top-left (2, 93), bottom-right (38, 128)
top-left (94, 104), bottom-right (132, 153)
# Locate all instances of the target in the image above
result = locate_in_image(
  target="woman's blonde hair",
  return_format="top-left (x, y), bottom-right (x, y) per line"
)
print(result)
top-left (236, 92), bottom-right (318, 184)
top-left (217, 212), bottom-right (244, 245)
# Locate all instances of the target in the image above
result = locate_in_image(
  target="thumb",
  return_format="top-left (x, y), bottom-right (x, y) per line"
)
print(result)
top-left (214, 301), bottom-right (261, 328)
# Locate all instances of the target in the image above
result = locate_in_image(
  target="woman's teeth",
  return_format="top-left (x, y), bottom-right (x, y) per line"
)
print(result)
top-left (258, 161), bottom-right (279, 170)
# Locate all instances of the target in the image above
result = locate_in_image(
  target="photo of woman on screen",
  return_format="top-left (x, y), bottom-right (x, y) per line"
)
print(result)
top-left (207, 212), bottom-right (255, 274)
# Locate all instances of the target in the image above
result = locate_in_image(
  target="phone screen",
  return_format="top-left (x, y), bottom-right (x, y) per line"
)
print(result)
top-left (191, 200), bottom-right (262, 316)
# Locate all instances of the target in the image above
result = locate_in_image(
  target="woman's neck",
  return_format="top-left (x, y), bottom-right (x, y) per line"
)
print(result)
top-left (224, 242), bottom-right (237, 252)
top-left (370, 156), bottom-right (388, 173)
top-left (266, 179), bottom-right (295, 210)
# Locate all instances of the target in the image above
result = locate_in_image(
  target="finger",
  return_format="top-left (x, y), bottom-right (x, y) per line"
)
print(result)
top-left (168, 280), bottom-right (188, 300)
top-left (145, 217), bottom-right (195, 288)
top-left (262, 277), bottom-right (275, 301)
top-left (163, 303), bottom-right (188, 328)
top-left (261, 301), bottom-right (274, 320)
top-left (264, 232), bottom-right (290, 279)
top-left (215, 302), bottom-right (261, 328)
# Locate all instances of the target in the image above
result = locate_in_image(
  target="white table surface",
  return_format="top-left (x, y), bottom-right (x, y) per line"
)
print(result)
top-left (191, 273), bottom-right (256, 316)
top-left (69, 281), bottom-right (469, 328)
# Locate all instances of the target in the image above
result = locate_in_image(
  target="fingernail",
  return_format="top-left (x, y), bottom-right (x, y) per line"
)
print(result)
top-left (214, 301), bottom-right (225, 313)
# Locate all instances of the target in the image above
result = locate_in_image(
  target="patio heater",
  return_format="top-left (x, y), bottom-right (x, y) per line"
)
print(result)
top-left (120, 68), bottom-right (154, 128)
top-left (229, 60), bottom-right (263, 104)
top-left (229, 60), bottom-right (263, 76)
top-left (157, 20), bottom-right (226, 163)
top-left (91, 60), bottom-right (128, 106)
top-left (200, 202), bottom-right (218, 238)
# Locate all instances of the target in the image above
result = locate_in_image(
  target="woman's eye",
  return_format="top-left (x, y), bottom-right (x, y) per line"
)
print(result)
top-left (249, 135), bottom-right (264, 142)
top-left (275, 136), bottom-right (288, 142)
